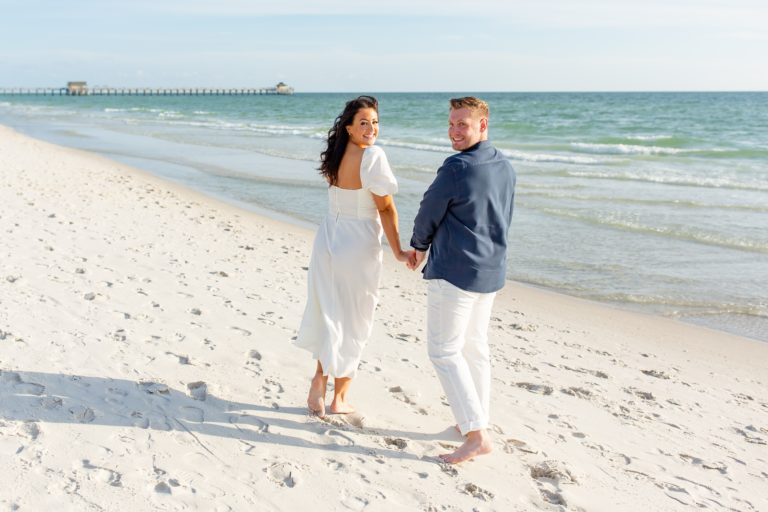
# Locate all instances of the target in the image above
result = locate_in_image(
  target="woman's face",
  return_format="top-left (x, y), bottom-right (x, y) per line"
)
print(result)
top-left (347, 107), bottom-right (379, 147)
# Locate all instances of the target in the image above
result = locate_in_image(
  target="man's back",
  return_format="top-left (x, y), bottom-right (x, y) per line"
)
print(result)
top-left (411, 140), bottom-right (516, 293)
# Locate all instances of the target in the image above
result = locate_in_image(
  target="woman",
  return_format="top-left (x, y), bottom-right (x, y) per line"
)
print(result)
top-left (295, 96), bottom-right (413, 417)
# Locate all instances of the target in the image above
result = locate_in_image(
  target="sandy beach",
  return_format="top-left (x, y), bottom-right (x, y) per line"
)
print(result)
top-left (1, 124), bottom-right (767, 511)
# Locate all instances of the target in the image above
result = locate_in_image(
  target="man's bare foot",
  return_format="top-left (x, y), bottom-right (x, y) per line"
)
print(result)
top-left (307, 373), bottom-right (327, 417)
top-left (439, 429), bottom-right (492, 464)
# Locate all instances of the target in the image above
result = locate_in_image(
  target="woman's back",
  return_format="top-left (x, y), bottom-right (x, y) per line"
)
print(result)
top-left (334, 146), bottom-right (364, 190)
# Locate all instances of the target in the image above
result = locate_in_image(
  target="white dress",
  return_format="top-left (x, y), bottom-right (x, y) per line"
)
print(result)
top-left (295, 146), bottom-right (398, 378)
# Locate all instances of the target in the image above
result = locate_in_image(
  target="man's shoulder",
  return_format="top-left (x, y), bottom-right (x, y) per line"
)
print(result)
top-left (438, 153), bottom-right (466, 173)
top-left (446, 142), bottom-right (509, 168)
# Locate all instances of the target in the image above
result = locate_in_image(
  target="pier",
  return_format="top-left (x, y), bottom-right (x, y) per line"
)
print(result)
top-left (0, 81), bottom-right (294, 96)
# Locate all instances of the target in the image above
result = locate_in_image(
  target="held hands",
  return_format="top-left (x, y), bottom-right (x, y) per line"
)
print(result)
top-left (396, 249), bottom-right (425, 270)
top-left (406, 249), bottom-right (426, 271)
top-left (396, 249), bottom-right (417, 268)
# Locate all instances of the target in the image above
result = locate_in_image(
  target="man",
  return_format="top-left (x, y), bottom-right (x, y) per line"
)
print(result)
top-left (409, 97), bottom-right (516, 464)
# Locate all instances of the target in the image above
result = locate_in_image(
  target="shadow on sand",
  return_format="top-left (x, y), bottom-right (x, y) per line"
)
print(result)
top-left (1, 369), bottom-right (452, 464)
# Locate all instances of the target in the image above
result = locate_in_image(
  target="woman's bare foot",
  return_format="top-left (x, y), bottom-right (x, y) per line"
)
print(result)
top-left (439, 429), bottom-right (492, 464)
top-left (307, 372), bottom-right (327, 417)
top-left (329, 397), bottom-right (356, 414)
top-left (329, 377), bottom-right (354, 414)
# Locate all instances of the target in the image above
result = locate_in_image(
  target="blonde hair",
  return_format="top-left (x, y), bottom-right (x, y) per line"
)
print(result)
top-left (449, 96), bottom-right (489, 118)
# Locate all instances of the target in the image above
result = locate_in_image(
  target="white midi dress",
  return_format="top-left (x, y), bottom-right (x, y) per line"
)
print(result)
top-left (295, 146), bottom-right (398, 378)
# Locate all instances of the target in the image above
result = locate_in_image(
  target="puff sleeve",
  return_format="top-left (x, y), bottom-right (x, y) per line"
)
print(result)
top-left (360, 146), bottom-right (398, 196)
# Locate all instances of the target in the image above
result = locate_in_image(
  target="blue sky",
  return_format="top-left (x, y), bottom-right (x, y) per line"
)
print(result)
top-left (1, 0), bottom-right (766, 91)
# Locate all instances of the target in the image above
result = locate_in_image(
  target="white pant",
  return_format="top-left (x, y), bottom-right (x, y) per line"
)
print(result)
top-left (427, 279), bottom-right (496, 435)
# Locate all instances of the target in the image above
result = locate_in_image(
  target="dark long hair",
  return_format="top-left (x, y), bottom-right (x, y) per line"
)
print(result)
top-left (319, 95), bottom-right (378, 185)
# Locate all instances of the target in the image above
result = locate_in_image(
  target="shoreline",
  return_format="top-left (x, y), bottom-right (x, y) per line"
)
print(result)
top-left (2, 124), bottom-right (767, 510)
top-left (1, 115), bottom-right (764, 345)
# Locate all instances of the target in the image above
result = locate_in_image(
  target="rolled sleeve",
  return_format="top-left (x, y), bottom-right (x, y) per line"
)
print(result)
top-left (410, 163), bottom-right (457, 251)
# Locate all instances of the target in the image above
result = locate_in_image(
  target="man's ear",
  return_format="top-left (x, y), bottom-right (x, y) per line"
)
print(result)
top-left (480, 118), bottom-right (488, 132)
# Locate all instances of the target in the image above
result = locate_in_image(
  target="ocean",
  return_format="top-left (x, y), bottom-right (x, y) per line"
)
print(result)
top-left (1, 92), bottom-right (766, 342)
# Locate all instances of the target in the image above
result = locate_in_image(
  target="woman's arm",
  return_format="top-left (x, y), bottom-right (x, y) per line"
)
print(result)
top-left (372, 193), bottom-right (415, 264)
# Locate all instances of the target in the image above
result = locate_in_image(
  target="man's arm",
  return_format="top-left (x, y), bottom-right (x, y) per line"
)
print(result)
top-left (410, 163), bottom-right (456, 252)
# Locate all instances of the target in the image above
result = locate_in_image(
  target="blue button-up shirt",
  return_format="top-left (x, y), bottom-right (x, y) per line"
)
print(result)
top-left (410, 140), bottom-right (516, 293)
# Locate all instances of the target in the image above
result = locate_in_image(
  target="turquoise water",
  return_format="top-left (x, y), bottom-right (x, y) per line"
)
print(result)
top-left (1, 92), bottom-right (767, 341)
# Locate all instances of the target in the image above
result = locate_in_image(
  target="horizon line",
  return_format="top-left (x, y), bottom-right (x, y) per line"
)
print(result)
top-left (1, 88), bottom-right (767, 94)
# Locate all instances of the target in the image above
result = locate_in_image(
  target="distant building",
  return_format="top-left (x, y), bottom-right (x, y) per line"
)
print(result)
top-left (67, 81), bottom-right (88, 95)
top-left (275, 82), bottom-right (294, 95)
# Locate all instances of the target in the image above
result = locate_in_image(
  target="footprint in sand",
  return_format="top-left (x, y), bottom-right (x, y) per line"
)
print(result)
top-left (560, 364), bottom-right (609, 379)
top-left (340, 494), bottom-right (369, 511)
top-left (324, 459), bottom-right (345, 471)
top-left (69, 405), bottom-right (95, 423)
top-left (15, 381), bottom-right (46, 396)
top-left (388, 386), bottom-right (427, 415)
top-left (503, 438), bottom-right (538, 454)
top-left (463, 482), bottom-right (494, 501)
top-left (187, 381), bottom-right (207, 401)
top-left (384, 437), bottom-right (408, 449)
top-left (323, 429), bottom-right (356, 447)
top-left (40, 396), bottom-right (63, 410)
top-left (131, 411), bottom-right (149, 429)
top-left (438, 461), bottom-right (459, 477)
top-left (265, 462), bottom-right (298, 488)
top-left (734, 426), bottom-right (765, 445)
top-left (257, 312), bottom-right (276, 326)
top-left (641, 369), bottom-right (670, 380)
top-left (154, 482), bottom-right (172, 494)
top-left (391, 332), bottom-right (419, 343)
top-left (229, 413), bottom-right (269, 434)
top-left (624, 387), bottom-right (655, 401)
top-left (657, 481), bottom-right (694, 507)
top-left (530, 460), bottom-right (576, 507)
top-left (147, 414), bottom-right (171, 431)
top-left (138, 380), bottom-right (169, 394)
top-left (509, 322), bottom-right (537, 332)
top-left (322, 413), bottom-right (365, 429)
top-left (516, 382), bottom-right (553, 395)
top-left (81, 460), bottom-right (122, 487)
top-left (530, 460), bottom-right (577, 483)
top-left (560, 386), bottom-right (593, 399)
top-left (261, 378), bottom-right (284, 400)
top-left (1, 371), bottom-right (22, 384)
top-left (17, 421), bottom-right (40, 440)
top-left (540, 489), bottom-right (567, 506)
top-left (165, 352), bottom-right (190, 365)
top-left (244, 351), bottom-right (263, 375)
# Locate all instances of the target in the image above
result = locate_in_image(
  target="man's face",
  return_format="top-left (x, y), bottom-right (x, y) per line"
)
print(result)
top-left (448, 107), bottom-right (486, 151)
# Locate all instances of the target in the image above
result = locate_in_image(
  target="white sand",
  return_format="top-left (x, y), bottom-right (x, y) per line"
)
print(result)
top-left (1, 124), bottom-right (766, 511)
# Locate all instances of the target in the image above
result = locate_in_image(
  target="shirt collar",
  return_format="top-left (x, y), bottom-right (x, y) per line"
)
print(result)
top-left (462, 140), bottom-right (489, 153)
